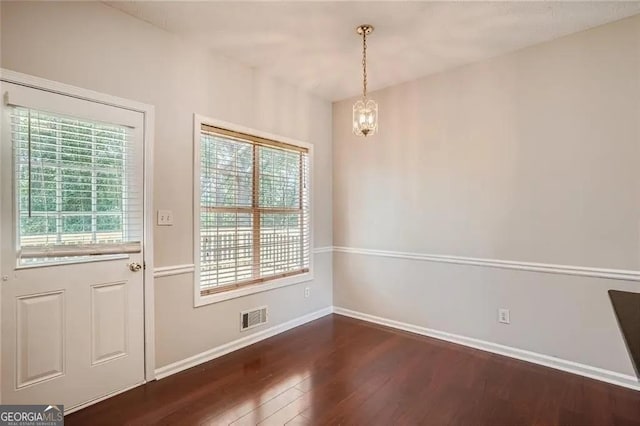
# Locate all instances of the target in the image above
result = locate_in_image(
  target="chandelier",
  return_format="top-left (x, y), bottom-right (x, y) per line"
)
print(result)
top-left (353, 24), bottom-right (378, 137)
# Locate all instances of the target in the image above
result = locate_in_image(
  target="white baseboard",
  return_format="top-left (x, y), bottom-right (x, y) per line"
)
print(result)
top-left (154, 306), bottom-right (334, 379)
top-left (333, 306), bottom-right (640, 391)
top-left (154, 305), bottom-right (639, 391)
top-left (64, 381), bottom-right (144, 415)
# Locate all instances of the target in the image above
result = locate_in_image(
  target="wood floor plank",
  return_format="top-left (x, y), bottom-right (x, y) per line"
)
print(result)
top-left (259, 393), bottom-right (314, 426)
top-left (284, 413), bottom-right (312, 425)
top-left (230, 387), bottom-right (305, 426)
top-left (66, 314), bottom-right (640, 425)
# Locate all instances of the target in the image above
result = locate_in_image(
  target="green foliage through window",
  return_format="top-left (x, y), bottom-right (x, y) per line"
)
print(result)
top-left (13, 107), bottom-right (128, 244)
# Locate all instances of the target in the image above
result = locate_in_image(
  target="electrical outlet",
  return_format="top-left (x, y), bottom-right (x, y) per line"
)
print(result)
top-left (498, 308), bottom-right (510, 324)
top-left (304, 287), bottom-right (310, 298)
top-left (157, 210), bottom-right (173, 226)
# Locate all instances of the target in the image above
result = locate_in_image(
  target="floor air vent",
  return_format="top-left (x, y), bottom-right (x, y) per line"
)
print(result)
top-left (240, 306), bottom-right (268, 331)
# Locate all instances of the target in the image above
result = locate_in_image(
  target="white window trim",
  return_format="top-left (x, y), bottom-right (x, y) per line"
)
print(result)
top-left (193, 114), bottom-right (314, 307)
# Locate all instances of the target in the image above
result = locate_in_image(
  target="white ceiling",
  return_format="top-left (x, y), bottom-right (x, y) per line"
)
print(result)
top-left (106, 1), bottom-right (640, 101)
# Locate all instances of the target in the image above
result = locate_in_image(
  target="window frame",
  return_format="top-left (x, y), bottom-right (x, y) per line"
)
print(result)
top-left (4, 82), bottom-right (145, 268)
top-left (193, 114), bottom-right (313, 307)
top-left (12, 108), bottom-right (136, 265)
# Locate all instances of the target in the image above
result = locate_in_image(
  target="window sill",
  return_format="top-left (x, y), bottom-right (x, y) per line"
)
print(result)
top-left (194, 271), bottom-right (313, 307)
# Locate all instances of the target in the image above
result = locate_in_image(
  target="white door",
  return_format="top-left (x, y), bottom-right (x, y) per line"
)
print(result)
top-left (0, 82), bottom-right (146, 411)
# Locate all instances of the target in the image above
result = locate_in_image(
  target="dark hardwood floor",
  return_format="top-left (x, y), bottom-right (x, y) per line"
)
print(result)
top-left (67, 314), bottom-right (640, 425)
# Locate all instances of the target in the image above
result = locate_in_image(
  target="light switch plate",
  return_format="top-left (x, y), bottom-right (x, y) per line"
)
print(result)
top-left (157, 210), bottom-right (173, 226)
top-left (498, 308), bottom-right (510, 324)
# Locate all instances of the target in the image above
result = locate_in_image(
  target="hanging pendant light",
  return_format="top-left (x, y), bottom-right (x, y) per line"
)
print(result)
top-left (353, 24), bottom-right (378, 137)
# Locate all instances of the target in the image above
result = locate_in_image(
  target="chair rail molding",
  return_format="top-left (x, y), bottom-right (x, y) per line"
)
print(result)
top-left (333, 246), bottom-right (640, 282)
top-left (313, 246), bottom-right (334, 254)
top-left (154, 264), bottom-right (196, 278)
top-left (153, 246), bottom-right (335, 278)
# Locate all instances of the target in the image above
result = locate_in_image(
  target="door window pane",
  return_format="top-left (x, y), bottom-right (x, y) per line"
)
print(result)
top-left (12, 107), bottom-right (134, 264)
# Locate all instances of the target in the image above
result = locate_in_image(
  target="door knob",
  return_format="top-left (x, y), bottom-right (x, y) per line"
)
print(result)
top-left (128, 262), bottom-right (143, 272)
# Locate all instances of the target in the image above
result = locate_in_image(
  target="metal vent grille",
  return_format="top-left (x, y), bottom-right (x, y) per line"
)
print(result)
top-left (240, 306), bottom-right (268, 331)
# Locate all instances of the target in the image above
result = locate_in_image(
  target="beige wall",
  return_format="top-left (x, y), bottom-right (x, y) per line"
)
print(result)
top-left (333, 15), bottom-right (640, 376)
top-left (3, 0), bottom-right (639, 381)
top-left (0, 1), bottom-right (333, 368)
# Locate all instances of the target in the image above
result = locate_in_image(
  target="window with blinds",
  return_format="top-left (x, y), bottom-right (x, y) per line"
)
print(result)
top-left (11, 107), bottom-right (141, 265)
top-left (198, 125), bottom-right (311, 295)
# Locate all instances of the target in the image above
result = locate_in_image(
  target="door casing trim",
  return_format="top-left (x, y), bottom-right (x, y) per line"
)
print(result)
top-left (0, 69), bottom-right (157, 402)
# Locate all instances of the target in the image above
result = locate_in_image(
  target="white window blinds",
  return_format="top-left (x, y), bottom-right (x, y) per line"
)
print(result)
top-left (199, 125), bottom-right (311, 294)
top-left (11, 107), bottom-right (142, 264)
